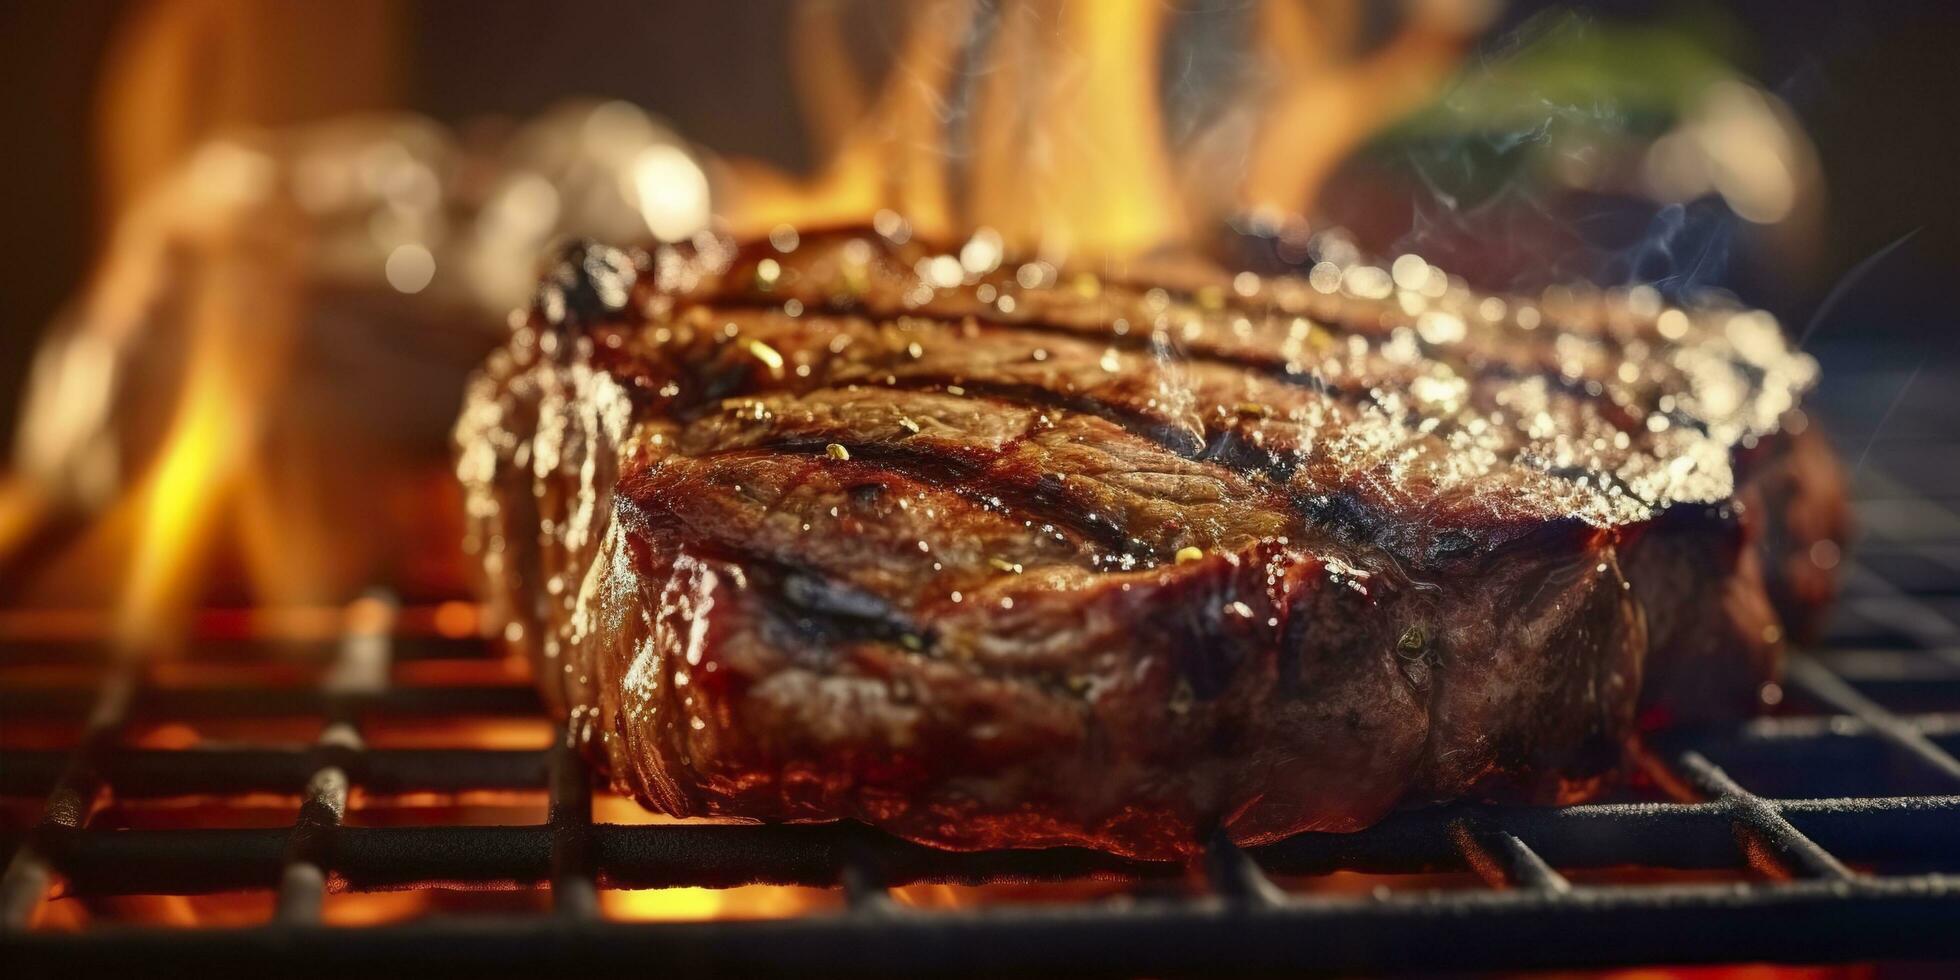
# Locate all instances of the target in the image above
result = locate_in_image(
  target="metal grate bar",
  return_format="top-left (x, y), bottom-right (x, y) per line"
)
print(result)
top-left (839, 853), bottom-right (894, 912)
top-left (1787, 653), bottom-right (1960, 784)
top-left (546, 741), bottom-right (598, 918)
top-left (1672, 751), bottom-right (1856, 880)
top-left (9, 874), bottom-right (1960, 978)
top-left (1203, 834), bottom-right (1286, 906)
top-left (0, 633), bottom-right (488, 669)
top-left (1449, 819), bottom-right (1570, 892)
top-left (0, 747), bottom-right (551, 798)
top-left (1841, 560), bottom-right (1960, 654)
top-left (0, 685), bottom-right (542, 721)
top-left (0, 659), bottom-right (137, 928)
top-left (276, 596), bottom-right (395, 923)
top-left (26, 794), bottom-right (1954, 898)
top-left (1734, 711), bottom-right (1960, 739)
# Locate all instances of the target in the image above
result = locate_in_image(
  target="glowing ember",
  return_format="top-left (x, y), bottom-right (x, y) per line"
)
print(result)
top-left (601, 885), bottom-right (841, 922)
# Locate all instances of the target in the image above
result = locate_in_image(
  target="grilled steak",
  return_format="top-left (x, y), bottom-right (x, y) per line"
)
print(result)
top-left (455, 229), bottom-right (1845, 858)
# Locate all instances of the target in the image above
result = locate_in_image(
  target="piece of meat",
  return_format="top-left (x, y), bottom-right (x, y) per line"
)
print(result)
top-left (454, 229), bottom-right (1844, 858)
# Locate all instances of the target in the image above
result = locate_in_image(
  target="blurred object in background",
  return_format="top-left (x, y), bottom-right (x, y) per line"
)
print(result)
top-left (91, 0), bottom-right (401, 222)
top-left (1298, 9), bottom-right (1823, 296)
top-left (10, 95), bottom-right (711, 625)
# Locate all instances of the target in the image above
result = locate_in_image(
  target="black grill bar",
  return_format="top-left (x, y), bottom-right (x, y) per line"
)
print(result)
top-left (1672, 751), bottom-right (1856, 880)
top-left (0, 747), bottom-right (551, 798)
top-left (0, 685), bottom-right (544, 721)
top-left (546, 742), bottom-right (598, 919)
top-left (1841, 562), bottom-right (1960, 651)
top-left (1203, 834), bottom-right (1285, 905)
top-left (2, 707), bottom-right (1948, 800)
top-left (1448, 818), bottom-right (1571, 892)
top-left (16, 794), bottom-right (1956, 897)
top-left (1785, 651), bottom-right (1960, 783)
top-left (275, 595), bottom-right (393, 922)
top-left (0, 659), bottom-right (136, 926)
top-left (7, 876), bottom-right (1960, 979)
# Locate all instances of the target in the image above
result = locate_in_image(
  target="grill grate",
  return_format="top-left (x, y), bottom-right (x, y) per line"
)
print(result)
top-left (4, 367), bottom-right (1960, 977)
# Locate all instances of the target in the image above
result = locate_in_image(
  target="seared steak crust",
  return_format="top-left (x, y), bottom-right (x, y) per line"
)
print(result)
top-left (456, 229), bottom-right (1841, 857)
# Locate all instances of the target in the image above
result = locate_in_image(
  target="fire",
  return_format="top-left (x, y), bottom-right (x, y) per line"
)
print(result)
top-left (1237, 0), bottom-right (1489, 219)
top-left (118, 357), bottom-right (249, 648)
top-left (0, 478), bottom-right (50, 575)
top-left (602, 885), bottom-right (841, 922)
top-left (720, 0), bottom-right (972, 241)
top-left (8, 0), bottom-right (1495, 638)
top-left (721, 0), bottom-right (1480, 265)
top-left (1, 0), bottom-right (1831, 943)
top-left (965, 0), bottom-right (1187, 258)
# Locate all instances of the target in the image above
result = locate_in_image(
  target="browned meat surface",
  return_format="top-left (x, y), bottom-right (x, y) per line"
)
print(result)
top-left (455, 229), bottom-right (1845, 858)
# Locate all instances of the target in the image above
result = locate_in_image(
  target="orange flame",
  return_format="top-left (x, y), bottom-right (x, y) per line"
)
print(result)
top-left (16, 2), bottom-right (1476, 929)
top-left (1237, 0), bottom-right (1489, 219)
top-left (602, 885), bottom-right (842, 922)
top-left (113, 169), bottom-right (308, 650)
top-left (721, 0), bottom-right (971, 241)
top-left (966, 0), bottom-right (1187, 259)
top-left (722, 0), bottom-right (1479, 264)
top-left (9, 0), bottom-right (1486, 642)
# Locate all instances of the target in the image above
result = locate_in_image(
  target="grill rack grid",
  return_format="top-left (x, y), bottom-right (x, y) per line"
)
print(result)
top-left (5, 422), bottom-right (1960, 976)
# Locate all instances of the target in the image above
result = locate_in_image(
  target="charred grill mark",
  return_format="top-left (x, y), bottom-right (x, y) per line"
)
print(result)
top-left (875, 377), bottom-right (1210, 457)
top-left (638, 302), bottom-right (1672, 575)
top-left (985, 308), bottom-right (1657, 451)
top-left (680, 230), bottom-right (1767, 454)
top-left (669, 374), bottom-right (1573, 576)
top-left (690, 437), bottom-right (1158, 560)
top-left (688, 268), bottom-right (1659, 447)
top-left (670, 298), bottom-right (1673, 523)
top-left (682, 292), bottom-right (1358, 409)
top-left (1013, 468), bottom-right (1155, 559)
top-left (1199, 424), bottom-right (1300, 482)
top-left (722, 549), bottom-right (936, 659)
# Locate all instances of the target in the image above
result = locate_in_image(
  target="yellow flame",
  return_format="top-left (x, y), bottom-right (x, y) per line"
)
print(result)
top-left (602, 885), bottom-right (840, 922)
top-left (969, 0), bottom-right (1186, 259)
top-left (118, 363), bottom-right (245, 648)
top-left (1239, 0), bottom-right (1485, 218)
top-left (722, 0), bottom-right (969, 240)
top-left (720, 0), bottom-right (1478, 264)
top-left (109, 163), bottom-right (307, 649)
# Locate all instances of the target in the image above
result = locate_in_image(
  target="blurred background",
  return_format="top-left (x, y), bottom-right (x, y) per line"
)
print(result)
top-left (0, 0), bottom-right (1954, 634)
